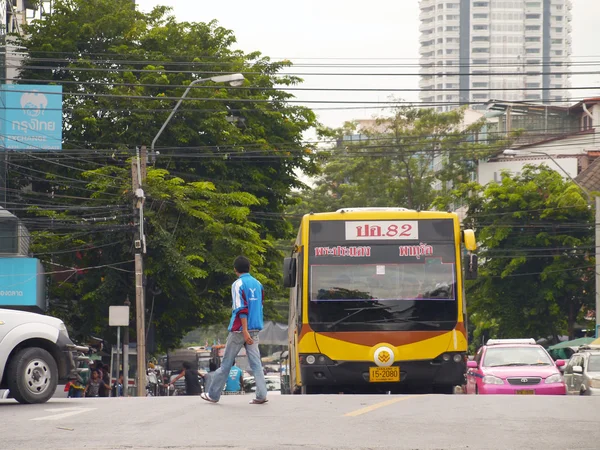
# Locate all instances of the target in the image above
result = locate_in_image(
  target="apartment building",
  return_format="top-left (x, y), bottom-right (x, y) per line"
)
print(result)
top-left (1, 0), bottom-right (56, 83)
top-left (419, 0), bottom-right (572, 111)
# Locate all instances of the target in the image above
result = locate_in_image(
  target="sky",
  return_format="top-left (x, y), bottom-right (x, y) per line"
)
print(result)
top-left (136, 0), bottom-right (600, 129)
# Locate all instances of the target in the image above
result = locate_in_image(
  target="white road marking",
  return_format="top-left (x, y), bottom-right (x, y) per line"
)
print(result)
top-left (31, 407), bottom-right (96, 421)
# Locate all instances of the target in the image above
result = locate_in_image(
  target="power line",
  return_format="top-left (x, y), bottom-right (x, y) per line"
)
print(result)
top-left (6, 63), bottom-right (597, 77)
top-left (3, 76), bottom-right (597, 93)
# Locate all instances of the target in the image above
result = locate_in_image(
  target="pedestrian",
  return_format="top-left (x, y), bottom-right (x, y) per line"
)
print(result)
top-left (201, 256), bottom-right (268, 404)
top-left (113, 371), bottom-right (125, 397)
top-left (85, 369), bottom-right (102, 397)
top-left (169, 361), bottom-right (202, 396)
top-left (224, 360), bottom-right (245, 394)
top-left (101, 364), bottom-right (111, 397)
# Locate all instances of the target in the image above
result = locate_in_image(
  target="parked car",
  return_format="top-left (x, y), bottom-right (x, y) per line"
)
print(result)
top-left (465, 339), bottom-right (566, 395)
top-left (563, 346), bottom-right (600, 396)
top-left (0, 308), bottom-right (88, 404)
top-left (243, 375), bottom-right (282, 395)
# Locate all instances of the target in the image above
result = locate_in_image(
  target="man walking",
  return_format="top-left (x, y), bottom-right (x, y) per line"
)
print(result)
top-left (201, 256), bottom-right (268, 404)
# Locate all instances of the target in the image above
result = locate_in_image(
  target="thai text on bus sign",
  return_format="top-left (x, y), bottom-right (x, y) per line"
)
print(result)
top-left (345, 221), bottom-right (418, 240)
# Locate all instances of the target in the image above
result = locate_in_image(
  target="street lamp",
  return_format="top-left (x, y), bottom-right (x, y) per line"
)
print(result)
top-left (150, 73), bottom-right (246, 153)
top-left (502, 149), bottom-right (600, 338)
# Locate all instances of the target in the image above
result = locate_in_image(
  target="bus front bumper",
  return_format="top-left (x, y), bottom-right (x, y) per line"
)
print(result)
top-left (301, 358), bottom-right (465, 389)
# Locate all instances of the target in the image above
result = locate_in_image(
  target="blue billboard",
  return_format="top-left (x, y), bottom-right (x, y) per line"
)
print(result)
top-left (0, 258), bottom-right (46, 311)
top-left (0, 84), bottom-right (63, 151)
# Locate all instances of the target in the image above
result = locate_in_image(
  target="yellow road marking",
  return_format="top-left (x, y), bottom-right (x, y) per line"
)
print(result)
top-left (344, 395), bottom-right (417, 417)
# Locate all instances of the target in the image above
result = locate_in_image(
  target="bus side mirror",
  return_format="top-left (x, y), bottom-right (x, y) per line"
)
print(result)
top-left (464, 254), bottom-right (478, 280)
top-left (283, 257), bottom-right (297, 288)
top-left (462, 229), bottom-right (477, 252)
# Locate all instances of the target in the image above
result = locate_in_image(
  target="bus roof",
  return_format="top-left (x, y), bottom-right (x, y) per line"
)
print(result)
top-left (304, 209), bottom-right (458, 221)
top-left (336, 207), bottom-right (415, 213)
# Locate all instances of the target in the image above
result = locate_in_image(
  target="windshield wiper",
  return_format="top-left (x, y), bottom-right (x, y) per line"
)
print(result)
top-left (364, 317), bottom-right (441, 328)
top-left (488, 363), bottom-right (529, 367)
top-left (326, 305), bottom-right (390, 329)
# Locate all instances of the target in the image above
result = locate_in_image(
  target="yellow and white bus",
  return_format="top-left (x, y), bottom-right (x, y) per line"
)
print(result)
top-left (283, 208), bottom-right (477, 394)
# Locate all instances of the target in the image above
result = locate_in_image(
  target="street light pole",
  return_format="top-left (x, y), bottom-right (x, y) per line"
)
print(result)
top-left (502, 149), bottom-right (599, 338)
top-left (150, 73), bottom-right (245, 155)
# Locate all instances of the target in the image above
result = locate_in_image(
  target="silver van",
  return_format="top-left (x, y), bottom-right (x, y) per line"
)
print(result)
top-left (563, 346), bottom-right (600, 396)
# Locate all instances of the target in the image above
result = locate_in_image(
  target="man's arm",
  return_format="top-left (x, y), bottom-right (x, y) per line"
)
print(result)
top-left (241, 317), bottom-right (253, 345)
top-left (169, 370), bottom-right (185, 385)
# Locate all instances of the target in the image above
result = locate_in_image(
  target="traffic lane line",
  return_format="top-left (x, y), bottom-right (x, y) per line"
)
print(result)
top-left (344, 395), bottom-right (423, 417)
top-left (31, 407), bottom-right (96, 421)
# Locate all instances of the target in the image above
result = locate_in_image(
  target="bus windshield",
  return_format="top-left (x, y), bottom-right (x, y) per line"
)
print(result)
top-left (307, 219), bottom-right (458, 332)
top-left (311, 261), bottom-right (455, 302)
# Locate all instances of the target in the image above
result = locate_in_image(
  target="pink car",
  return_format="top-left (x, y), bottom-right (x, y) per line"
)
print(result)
top-left (466, 339), bottom-right (566, 395)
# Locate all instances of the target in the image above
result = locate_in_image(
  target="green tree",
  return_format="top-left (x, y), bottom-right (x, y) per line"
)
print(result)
top-left (290, 106), bottom-right (499, 215)
top-left (449, 166), bottom-right (594, 342)
top-left (13, 0), bottom-right (318, 349)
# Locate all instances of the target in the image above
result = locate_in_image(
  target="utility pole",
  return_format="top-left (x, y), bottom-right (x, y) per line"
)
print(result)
top-left (132, 146), bottom-right (147, 396)
top-left (123, 296), bottom-right (131, 397)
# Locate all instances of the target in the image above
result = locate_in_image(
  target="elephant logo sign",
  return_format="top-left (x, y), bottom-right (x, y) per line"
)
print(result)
top-left (20, 91), bottom-right (49, 118)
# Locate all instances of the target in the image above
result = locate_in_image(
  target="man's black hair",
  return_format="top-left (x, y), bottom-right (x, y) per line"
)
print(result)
top-left (234, 256), bottom-right (251, 274)
top-left (182, 361), bottom-right (192, 370)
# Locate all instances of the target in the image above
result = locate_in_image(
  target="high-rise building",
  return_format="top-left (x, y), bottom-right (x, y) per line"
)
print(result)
top-left (1, 0), bottom-right (56, 83)
top-left (419, 0), bottom-right (572, 111)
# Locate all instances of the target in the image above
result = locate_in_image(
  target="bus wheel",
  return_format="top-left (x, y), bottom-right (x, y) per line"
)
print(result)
top-left (301, 385), bottom-right (317, 395)
top-left (433, 385), bottom-right (454, 395)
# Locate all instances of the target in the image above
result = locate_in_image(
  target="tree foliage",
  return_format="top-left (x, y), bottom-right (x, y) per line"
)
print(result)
top-left (445, 166), bottom-right (594, 344)
top-left (13, 0), bottom-right (318, 350)
top-left (290, 106), bottom-right (500, 216)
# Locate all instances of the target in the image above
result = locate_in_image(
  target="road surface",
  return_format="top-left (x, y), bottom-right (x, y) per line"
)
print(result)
top-left (1, 393), bottom-right (598, 449)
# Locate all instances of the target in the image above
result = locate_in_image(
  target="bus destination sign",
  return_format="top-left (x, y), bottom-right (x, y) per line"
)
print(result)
top-left (345, 221), bottom-right (419, 241)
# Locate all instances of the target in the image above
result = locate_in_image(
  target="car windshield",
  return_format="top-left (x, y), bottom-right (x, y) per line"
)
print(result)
top-left (483, 346), bottom-right (553, 367)
top-left (588, 355), bottom-right (600, 372)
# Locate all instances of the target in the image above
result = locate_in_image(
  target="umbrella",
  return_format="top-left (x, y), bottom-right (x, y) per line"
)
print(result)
top-left (547, 337), bottom-right (596, 350)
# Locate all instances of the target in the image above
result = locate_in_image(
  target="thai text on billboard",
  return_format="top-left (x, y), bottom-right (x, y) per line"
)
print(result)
top-left (0, 84), bottom-right (63, 151)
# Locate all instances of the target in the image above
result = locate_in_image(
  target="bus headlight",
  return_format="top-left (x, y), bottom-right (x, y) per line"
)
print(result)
top-left (453, 354), bottom-right (462, 363)
top-left (300, 354), bottom-right (335, 365)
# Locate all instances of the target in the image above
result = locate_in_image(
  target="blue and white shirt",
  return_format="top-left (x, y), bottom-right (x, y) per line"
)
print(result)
top-left (228, 273), bottom-right (264, 332)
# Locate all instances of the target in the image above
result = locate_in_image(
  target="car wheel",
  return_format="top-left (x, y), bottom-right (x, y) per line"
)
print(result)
top-left (6, 347), bottom-right (58, 404)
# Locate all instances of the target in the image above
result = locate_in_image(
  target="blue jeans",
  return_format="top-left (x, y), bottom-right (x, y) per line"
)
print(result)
top-left (207, 331), bottom-right (267, 402)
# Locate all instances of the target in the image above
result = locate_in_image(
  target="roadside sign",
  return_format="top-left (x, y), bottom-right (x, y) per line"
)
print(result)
top-left (109, 306), bottom-right (130, 327)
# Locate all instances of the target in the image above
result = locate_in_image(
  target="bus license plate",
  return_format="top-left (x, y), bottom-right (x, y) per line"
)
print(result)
top-left (369, 367), bottom-right (400, 382)
top-left (515, 390), bottom-right (535, 395)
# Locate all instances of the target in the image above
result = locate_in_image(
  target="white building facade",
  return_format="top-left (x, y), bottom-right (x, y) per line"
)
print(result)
top-left (419, 0), bottom-right (572, 111)
top-left (477, 98), bottom-right (600, 185)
